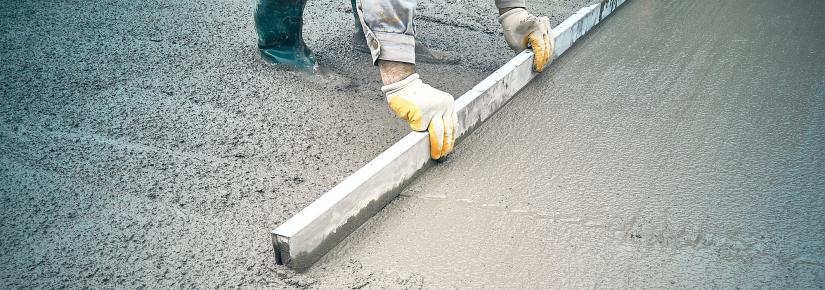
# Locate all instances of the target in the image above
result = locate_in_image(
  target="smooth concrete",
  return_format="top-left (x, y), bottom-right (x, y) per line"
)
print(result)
top-left (309, 0), bottom-right (825, 288)
top-left (0, 0), bottom-right (591, 288)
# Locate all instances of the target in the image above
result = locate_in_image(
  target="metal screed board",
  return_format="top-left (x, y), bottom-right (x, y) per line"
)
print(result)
top-left (272, 0), bottom-right (628, 270)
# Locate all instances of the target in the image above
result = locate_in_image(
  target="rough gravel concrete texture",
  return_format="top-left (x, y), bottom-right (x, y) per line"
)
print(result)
top-left (310, 0), bottom-right (825, 288)
top-left (0, 0), bottom-right (589, 288)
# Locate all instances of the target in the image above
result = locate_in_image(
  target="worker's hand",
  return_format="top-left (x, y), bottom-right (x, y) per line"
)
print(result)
top-left (382, 73), bottom-right (458, 160)
top-left (498, 8), bottom-right (554, 72)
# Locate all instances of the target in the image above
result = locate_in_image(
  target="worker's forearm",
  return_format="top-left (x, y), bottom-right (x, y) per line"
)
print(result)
top-left (495, 0), bottom-right (526, 12)
top-left (378, 60), bottom-right (415, 85)
top-left (498, 7), bottom-right (519, 15)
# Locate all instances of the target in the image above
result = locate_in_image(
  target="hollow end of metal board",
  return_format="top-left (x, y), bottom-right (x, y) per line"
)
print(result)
top-left (272, 0), bottom-right (629, 270)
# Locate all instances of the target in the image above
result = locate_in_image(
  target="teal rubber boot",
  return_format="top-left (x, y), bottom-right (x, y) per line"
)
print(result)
top-left (255, 0), bottom-right (317, 72)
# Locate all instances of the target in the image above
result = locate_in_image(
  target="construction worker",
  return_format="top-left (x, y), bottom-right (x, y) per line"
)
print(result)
top-left (255, 0), bottom-right (554, 160)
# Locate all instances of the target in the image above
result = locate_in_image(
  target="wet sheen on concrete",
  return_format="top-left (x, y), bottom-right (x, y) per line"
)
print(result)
top-left (310, 0), bottom-right (825, 288)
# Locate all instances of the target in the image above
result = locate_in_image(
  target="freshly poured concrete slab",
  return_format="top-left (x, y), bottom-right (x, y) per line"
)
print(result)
top-left (272, 0), bottom-right (628, 269)
top-left (0, 0), bottom-right (594, 288)
top-left (308, 0), bottom-right (825, 287)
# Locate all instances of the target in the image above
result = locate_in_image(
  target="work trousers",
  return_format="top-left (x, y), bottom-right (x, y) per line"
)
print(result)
top-left (355, 0), bottom-right (526, 64)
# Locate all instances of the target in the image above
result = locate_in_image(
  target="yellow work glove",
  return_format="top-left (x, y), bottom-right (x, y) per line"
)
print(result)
top-left (498, 8), bottom-right (555, 72)
top-left (382, 73), bottom-right (458, 160)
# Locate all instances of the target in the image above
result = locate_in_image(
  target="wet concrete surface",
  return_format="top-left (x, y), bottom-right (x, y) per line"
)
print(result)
top-left (0, 0), bottom-right (590, 288)
top-left (311, 0), bottom-right (825, 288)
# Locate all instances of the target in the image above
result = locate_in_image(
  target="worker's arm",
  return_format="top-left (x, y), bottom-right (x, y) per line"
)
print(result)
top-left (495, 1), bottom-right (554, 72)
top-left (353, 0), bottom-right (456, 160)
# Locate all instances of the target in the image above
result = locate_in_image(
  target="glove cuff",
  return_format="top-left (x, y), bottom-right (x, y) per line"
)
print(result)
top-left (497, 7), bottom-right (527, 24)
top-left (381, 73), bottom-right (421, 95)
